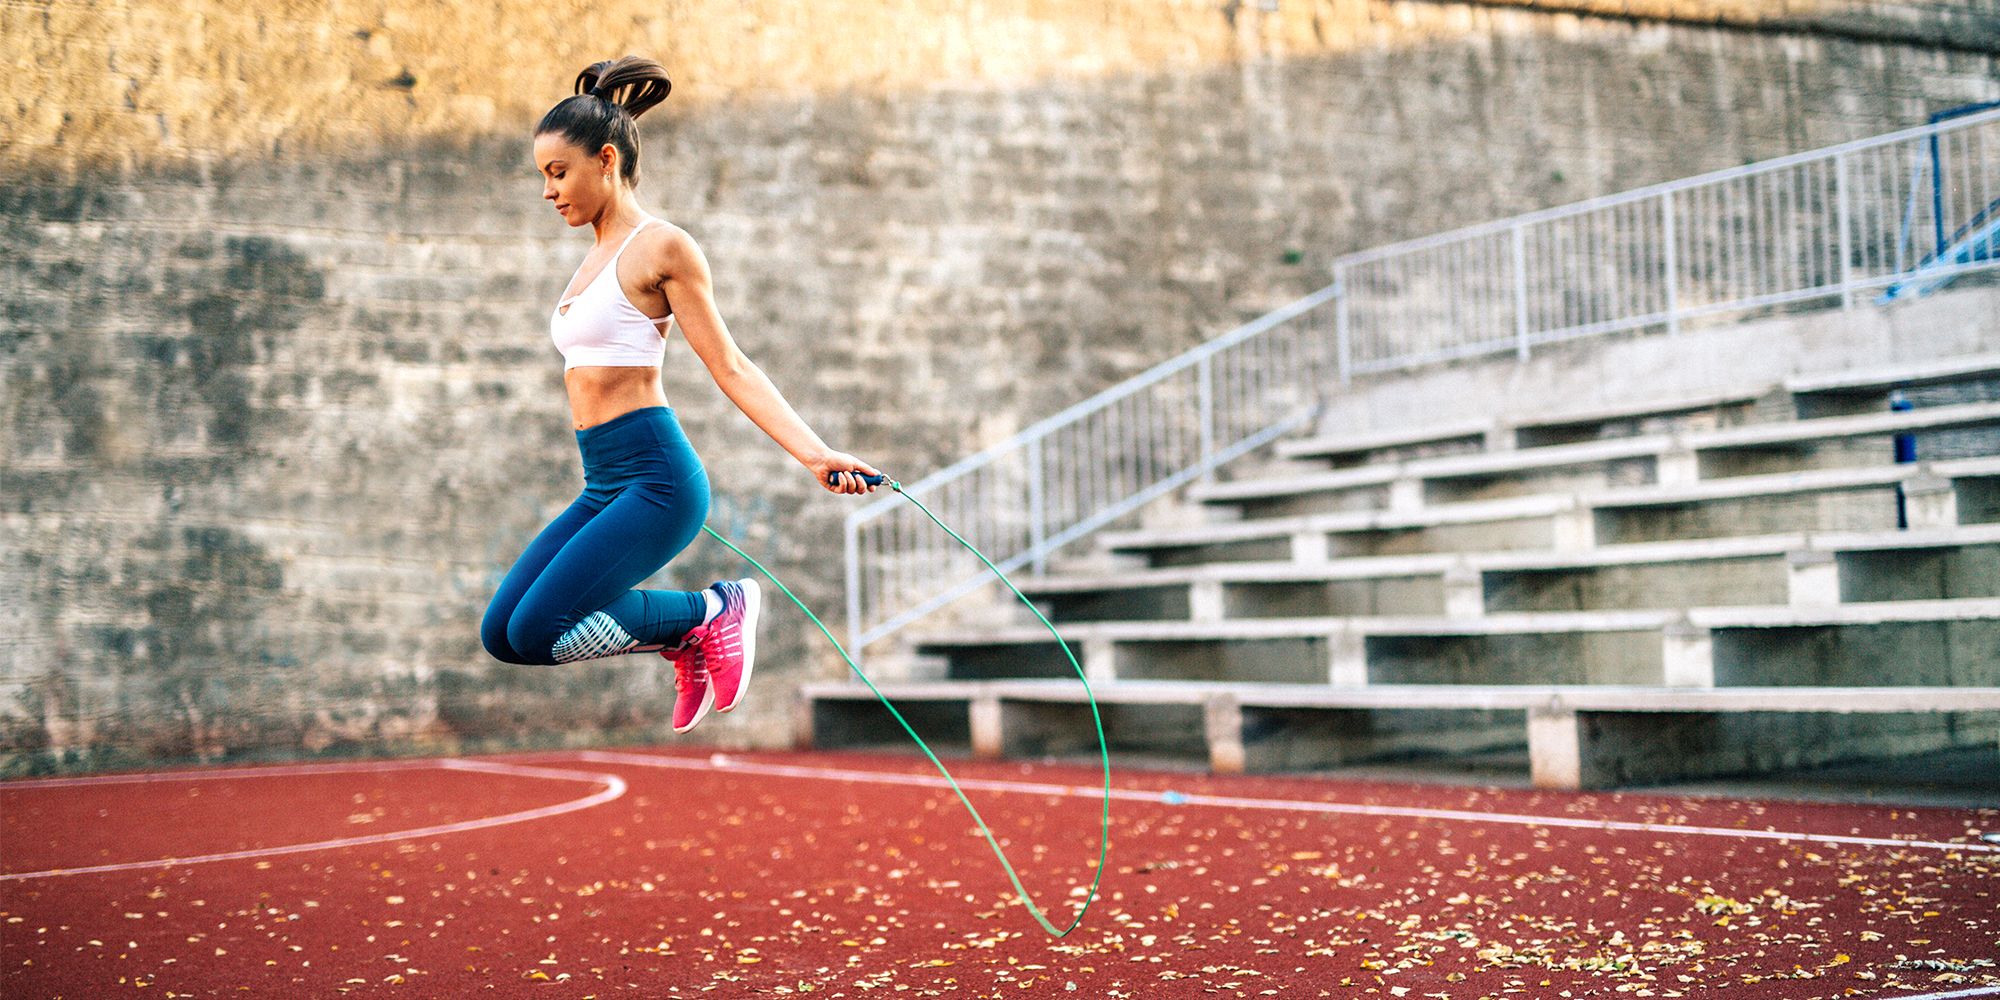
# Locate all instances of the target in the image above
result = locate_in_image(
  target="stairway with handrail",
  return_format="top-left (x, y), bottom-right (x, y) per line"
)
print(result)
top-left (816, 109), bottom-right (2000, 790)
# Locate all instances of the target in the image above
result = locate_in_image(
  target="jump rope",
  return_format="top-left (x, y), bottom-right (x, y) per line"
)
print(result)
top-left (692, 470), bottom-right (1110, 937)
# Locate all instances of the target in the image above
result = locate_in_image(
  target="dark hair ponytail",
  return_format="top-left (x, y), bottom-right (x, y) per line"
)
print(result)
top-left (536, 55), bottom-right (672, 188)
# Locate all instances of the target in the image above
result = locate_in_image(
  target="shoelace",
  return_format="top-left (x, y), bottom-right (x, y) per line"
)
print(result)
top-left (671, 662), bottom-right (706, 692)
top-left (665, 642), bottom-right (705, 688)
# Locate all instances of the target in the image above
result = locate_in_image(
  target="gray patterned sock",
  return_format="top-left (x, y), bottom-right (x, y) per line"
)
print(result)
top-left (550, 611), bottom-right (642, 663)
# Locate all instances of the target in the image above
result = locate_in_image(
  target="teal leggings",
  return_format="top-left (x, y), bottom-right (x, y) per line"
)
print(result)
top-left (480, 406), bottom-right (711, 665)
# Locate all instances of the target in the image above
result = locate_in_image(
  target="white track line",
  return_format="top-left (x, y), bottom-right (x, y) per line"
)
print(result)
top-left (2, 758), bottom-right (451, 790)
top-left (576, 750), bottom-right (1997, 854)
top-left (0, 759), bottom-right (626, 882)
top-left (1877, 989), bottom-right (2000, 999)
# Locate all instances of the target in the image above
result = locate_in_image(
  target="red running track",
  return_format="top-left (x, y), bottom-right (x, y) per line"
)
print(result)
top-left (3, 747), bottom-right (1997, 999)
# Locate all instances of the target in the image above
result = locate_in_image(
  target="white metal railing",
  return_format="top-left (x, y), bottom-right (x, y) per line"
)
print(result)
top-left (845, 107), bottom-right (2000, 657)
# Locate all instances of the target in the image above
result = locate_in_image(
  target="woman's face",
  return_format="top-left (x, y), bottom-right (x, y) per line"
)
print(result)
top-left (534, 133), bottom-right (617, 226)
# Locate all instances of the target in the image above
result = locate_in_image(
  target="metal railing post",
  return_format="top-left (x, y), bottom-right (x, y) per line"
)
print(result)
top-left (1197, 354), bottom-right (1216, 467)
top-left (1332, 267), bottom-right (1352, 385)
top-left (1510, 223), bottom-right (1530, 361)
top-left (1836, 150), bottom-right (1854, 309)
top-left (1661, 189), bottom-right (1679, 336)
top-left (1026, 437), bottom-right (1047, 575)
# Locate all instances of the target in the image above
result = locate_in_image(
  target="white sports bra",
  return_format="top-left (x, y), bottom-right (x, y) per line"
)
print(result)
top-left (550, 217), bottom-right (672, 369)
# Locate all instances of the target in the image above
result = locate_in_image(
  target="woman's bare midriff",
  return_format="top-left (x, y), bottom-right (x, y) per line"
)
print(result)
top-left (566, 366), bottom-right (671, 430)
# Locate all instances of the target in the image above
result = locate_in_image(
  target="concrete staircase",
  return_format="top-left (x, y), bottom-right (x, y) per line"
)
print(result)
top-left (801, 351), bottom-right (2000, 789)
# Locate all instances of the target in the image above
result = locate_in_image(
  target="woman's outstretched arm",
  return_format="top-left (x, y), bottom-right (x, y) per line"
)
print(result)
top-left (655, 225), bottom-right (882, 495)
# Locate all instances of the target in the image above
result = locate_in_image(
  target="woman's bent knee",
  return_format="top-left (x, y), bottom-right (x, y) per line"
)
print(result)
top-left (478, 600), bottom-right (556, 664)
top-left (480, 623), bottom-right (537, 664)
top-left (481, 632), bottom-right (534, 664)
top-left (504, 614), bottom-right (567, 666)
top-left (482, 600), bottom-right (541, 664)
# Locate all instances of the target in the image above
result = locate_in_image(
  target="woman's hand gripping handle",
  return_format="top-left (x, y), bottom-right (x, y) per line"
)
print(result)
top-left (813, 452), bottom-right (885, 495)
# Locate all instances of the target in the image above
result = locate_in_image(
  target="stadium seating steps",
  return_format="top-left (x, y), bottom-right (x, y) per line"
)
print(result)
top-left (801, 352), bottom-right (2000, 789)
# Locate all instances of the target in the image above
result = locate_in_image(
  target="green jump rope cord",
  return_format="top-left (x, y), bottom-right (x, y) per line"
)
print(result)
top-left (697, 478), bottom-right (1110, 938)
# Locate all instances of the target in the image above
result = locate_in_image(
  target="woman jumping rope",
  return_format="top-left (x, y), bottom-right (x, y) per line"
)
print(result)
top-left (480, 55), bottom-right (883, 734)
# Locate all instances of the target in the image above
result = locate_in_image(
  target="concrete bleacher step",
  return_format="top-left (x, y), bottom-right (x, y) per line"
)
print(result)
top-left (1104, 493), bottom-right (1580, 564)
top-left (1505, 386), bottom-right (1777, 448)
top-left (1105, 456), bottom-right (2000, 562)
top-left (845, 355), bottom-right (2000, 789)
top-left (1692, 398), bottom-right (2000, 451)
top-left (907, 597), bottom-right (2000, 689)
top-left (1024, 525), bottom-right (2000, 620)
top-left (1272, 420), bottom-right (1494, 466)
top-left (1788, 350), bottom-right (2000, 417)
top-left (797, 678), bottom-right (2000, 790)
top-left (1585, 455), bottom-right (2000, 545)
top-left (1217, 436), bottom-right (1662, 515)
top-left (1199, 400), bottom-right (2000, 515)
top-left (1278, 384), bottom-right (1773, 463)
top-left (1268, 353), bottom-right (2000, 468)
top-left (1586, 454), bottom-right (2000, 509)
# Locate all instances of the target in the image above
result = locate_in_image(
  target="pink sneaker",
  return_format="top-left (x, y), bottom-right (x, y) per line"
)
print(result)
top-left (662, 641), bottom-right (713, 734)
top-left (682, 579), bottom-right (761, 713)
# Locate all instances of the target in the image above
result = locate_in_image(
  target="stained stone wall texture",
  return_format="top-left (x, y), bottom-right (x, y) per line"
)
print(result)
top-left (3, 0), bottom-right (1997, 773)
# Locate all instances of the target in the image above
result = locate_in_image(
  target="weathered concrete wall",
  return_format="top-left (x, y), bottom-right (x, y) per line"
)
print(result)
top-left (1452, 0), bottom-right (2000, 51)
top-left (8, 0), bottom-right (1994, 178)
top-left (4, 0), bottom-right (1996, 773)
